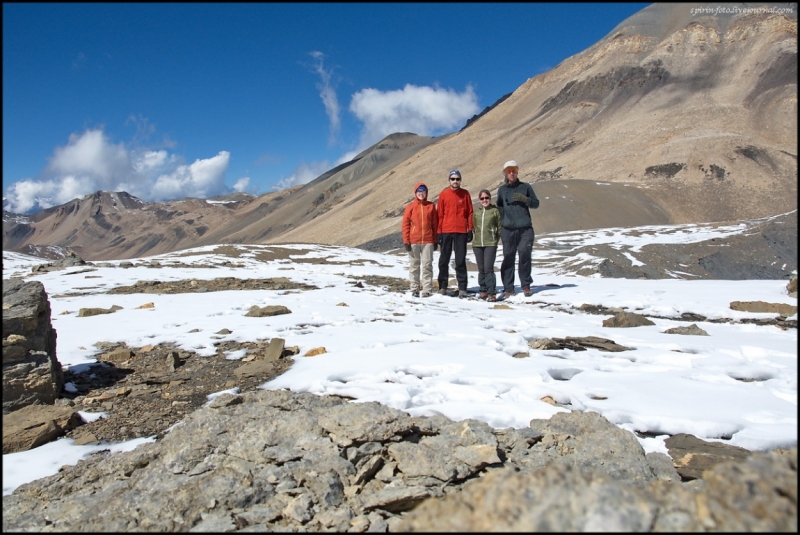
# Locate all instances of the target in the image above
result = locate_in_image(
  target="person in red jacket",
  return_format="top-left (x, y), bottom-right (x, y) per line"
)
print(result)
top-left (402, 182), bottom-right (438, 297)
top-left (436, 169), bottom-right (474, 297)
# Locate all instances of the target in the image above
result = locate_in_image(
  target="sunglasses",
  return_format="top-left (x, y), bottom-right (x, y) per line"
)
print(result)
top-left (479, 196), bottom-right (490, 201)
top-left (449, 177), bottom-right (461, 181)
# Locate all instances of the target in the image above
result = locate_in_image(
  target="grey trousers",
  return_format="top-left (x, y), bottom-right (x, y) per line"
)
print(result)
top-left (500, 227), bottom-right (534, 293)
top-left (473, 245), bottom-right (498, 294)
top-left (408, 243), bottom-right (434, 293)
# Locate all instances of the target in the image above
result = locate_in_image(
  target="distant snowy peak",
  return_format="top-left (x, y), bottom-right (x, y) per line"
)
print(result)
top-left (204, 192), bottom-right (257, 205)
top-left (2, 211), bottom-right (31, 224)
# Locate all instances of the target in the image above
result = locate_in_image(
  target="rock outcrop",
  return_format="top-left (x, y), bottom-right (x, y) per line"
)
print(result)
top-left (3, 389), bottom-right (796, 532)
top-left (31, 251), bottom-right (91, 273)
top-left (2, 404), bottom-right (83, 454)
top-left (2, 278), bottom-right (62, 414)
top-left (396, 447), bottom-right (797, 532)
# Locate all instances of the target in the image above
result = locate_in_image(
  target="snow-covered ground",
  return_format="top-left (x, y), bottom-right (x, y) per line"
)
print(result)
top-left (3, 219), bottom-right (796, 495)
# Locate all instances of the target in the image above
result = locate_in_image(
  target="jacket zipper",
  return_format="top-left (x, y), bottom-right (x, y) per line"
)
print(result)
top-left (418, 201), bottom-right (425, 244)
top-left (479, 208), bottom-right (485, 247)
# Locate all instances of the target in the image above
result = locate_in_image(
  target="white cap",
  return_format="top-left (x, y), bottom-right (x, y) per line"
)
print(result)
top-left (503, 160), bottom-right (519, 171)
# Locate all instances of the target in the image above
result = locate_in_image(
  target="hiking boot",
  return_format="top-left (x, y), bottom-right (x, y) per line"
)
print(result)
top-left (458, 290), bottom-right (468, 298)
top-left (486, 294), bottom-right (497, 302)
top-left (420, 291), bottom-right (431, 298)
top-left (411, 291), bottom-right (420, 298)
top-left (523, 287), bottom-right (533, 297)
top-left (502, 291), bottom-right (514, 300)
top-left (438, 288), bottom-right (447, 295)
top-left (479, 292), bottom-right (488, 300)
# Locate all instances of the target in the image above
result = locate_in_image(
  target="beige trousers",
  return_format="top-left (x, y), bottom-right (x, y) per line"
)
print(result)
top-left (408, 243), bottom-right (434, 293)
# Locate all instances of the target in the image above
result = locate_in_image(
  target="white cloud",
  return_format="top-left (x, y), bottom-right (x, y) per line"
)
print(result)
top-left (335, 150), bottom-right (360, 166)
top-left (3, 129), bottom-right (233, 214)
top-left (3, 180), bottom-right (57, 213)
top-left (132, 150), bottom-right (171, 174)
top-left (46, 129), bottom-right (130, 183)
top-left (152, 152), bottom-right (230, 202)
top-left (233, 177), bottom-right (250, 192)
top-left (273, 160), bottom-right (331, 191)
top-left (281, 81), bottom-right (480, 193)
top-left (349, 84), bottom-right (480, 151)
top-left (309, 51), bottom-right (341, 146)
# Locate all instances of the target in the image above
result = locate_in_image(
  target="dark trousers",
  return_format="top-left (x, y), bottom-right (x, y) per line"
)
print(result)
top-left (473, 246), bottom-right (498, 294)
top-left (437, 232), bottom-right (468, 291)
top-left (500, 227), bottom-right (534, 293)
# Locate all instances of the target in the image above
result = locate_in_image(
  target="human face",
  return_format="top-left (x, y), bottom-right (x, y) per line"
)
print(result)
top-left (415, 189), bottom-right (427, 200)
top-left (504, 167), bottom-right (519, 183)
top-left (449, 175), bottom-right (461, 190)
top-left (479, 194), bottom-right (491, 205)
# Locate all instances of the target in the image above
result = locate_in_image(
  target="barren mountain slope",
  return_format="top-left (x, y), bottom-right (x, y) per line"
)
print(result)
top-left (2, 4), bottom-right (796, 261)
top-left (218, 133), bottom-right (438, 245)
top-left (3, 191), bottom-right (287, 261)
top-left (269, 3), bottom-right (797, 248)
top-left (2, 134), bottom-right (435, 260)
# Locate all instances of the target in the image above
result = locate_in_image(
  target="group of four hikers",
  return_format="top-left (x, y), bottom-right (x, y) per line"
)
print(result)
top-left (401, 159), bottom-right (539, 301)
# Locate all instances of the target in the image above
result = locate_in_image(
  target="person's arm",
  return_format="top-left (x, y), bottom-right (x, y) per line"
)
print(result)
top-left (466, 192), bottom-right (474, 232)
top-left (527, 184), bottom-right (540, 209)
top-left (431, 204), bottom-right (439, 249)
top-left (402, 204), bottom-right (412, 244)
top-left (496, 187), bottom-right (504, 210)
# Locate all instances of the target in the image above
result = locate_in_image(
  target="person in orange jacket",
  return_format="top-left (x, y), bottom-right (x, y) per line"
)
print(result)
top-left (402, 182), bottom-right (438, 297)
top-left (436, 169), bottom-right (473, 297)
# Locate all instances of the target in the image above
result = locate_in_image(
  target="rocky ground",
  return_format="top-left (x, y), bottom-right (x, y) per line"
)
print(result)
top-left (53, 271), bottom-right (418, 445)
top-left (7, 231), bottom-right (796, 445)
top-left (362, 211), bottom-right (797, 283)
top-left (4, 237), bottom-right (797, 531)
top-left (6, 389), bottom-right (797, 532)
top-left (59, 339), bottom-right (295, 444)
top-left (54, 270), bottom-right (795, 447)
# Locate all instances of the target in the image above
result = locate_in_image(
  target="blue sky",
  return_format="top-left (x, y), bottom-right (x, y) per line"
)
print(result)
top-left (2, 2), bottom-right (650, 214)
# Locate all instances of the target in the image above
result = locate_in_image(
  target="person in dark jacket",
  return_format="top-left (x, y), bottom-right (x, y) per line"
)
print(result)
top-left (436, 169), bottom-right (474, 298)
top-left (402, 182), bottom-right (438, 297)
top-left (496, 160), bottom-right (539, 299)
top-left (472, 189), bottom-right (501, 301)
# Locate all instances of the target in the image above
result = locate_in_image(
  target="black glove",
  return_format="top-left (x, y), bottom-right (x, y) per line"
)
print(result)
top-left (434, 243), bottom-right (439, 251)
top-left (404, 243), bottom-right (412, 252)
top-left (512, 192), bottom-right (528, 203)
top-left (466, 230), bottom-right (473, 243)
top-left (437, 234), bottom-right (443, 246)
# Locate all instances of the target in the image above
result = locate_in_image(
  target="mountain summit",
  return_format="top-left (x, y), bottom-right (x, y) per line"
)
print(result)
top-left (3, 3), bottom-right (796, 261)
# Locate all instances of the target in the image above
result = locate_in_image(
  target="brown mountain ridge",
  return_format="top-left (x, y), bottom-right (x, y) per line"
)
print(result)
top-left (3, 3), bottom-right (797, 267)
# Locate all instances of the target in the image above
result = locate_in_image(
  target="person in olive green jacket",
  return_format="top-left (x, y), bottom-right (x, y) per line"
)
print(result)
top-left (472, 189), bottom-right (502, 301)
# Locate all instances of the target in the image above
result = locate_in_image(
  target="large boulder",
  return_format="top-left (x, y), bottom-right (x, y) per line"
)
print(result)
top-left (2, 404), bottom-right (83, 454)
top-left (2, 278), bottom-right (63, 414)
top-left (396, 448), bottom-right (797, 532)
top-left (4, 390), bottom-right (794, 532)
